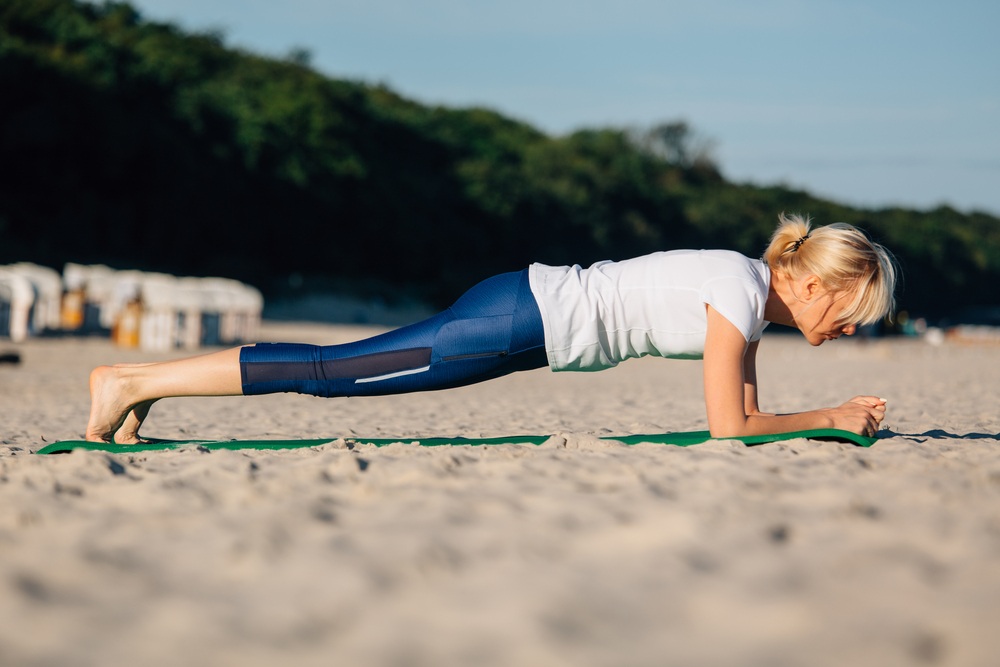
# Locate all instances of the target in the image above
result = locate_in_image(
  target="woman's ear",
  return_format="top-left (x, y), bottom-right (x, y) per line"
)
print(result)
top-left (801, 275), bottom-right (823, 300)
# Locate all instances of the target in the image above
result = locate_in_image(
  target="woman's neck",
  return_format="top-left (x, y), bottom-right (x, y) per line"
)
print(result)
top-left (764, 270), bottom-right (799, 327)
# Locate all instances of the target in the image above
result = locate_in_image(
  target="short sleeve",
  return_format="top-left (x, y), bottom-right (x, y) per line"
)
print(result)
top-left (749, 320), bottom-right (770, 343)
top-left (700, 276), bottom-right (767, 343)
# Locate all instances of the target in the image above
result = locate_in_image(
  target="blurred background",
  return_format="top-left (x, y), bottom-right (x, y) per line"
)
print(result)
top-left (1, 0), bottom-right (998, 348)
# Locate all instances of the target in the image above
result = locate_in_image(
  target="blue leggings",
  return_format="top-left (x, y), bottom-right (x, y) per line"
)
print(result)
top-left (240, 269), bottom-right (548, 397)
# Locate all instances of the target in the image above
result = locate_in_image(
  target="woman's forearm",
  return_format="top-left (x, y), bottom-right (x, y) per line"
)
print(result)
top-left (743, 410), bottom-right (835, 436)
top-left (709, 410), bottom-right (833, 438)
top-left (711, 398), bottom-right (884, 438)
top-left (710, 409), bottom-right (835, 438)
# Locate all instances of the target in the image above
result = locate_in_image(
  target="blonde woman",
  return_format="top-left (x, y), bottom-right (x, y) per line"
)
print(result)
top-left (86, 214), bottom-right (897, 444)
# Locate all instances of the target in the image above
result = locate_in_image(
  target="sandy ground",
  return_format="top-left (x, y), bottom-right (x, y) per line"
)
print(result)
top-left (1, 322), bottom-right (1000, 666)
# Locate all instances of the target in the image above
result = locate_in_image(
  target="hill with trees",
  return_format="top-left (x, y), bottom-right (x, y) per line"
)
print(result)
top-left (2, 0), bottom-right (998, 319)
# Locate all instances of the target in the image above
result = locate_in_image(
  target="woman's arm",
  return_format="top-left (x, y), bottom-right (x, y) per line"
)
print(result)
top-left (703, 305), bottom-right (885, 437)
top-left (741, 340), bottom-right (774, 419)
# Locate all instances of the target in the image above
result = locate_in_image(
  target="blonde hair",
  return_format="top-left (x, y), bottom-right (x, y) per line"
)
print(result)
top-left (763, 213), bottom-right (897, 325)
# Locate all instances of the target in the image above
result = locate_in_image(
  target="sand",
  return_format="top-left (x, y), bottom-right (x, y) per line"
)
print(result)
top-left (1, 322), bottom-right (1000, 666)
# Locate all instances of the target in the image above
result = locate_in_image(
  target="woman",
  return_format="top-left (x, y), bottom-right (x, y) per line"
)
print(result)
top-left (86, 214), bottom-right (896, 444)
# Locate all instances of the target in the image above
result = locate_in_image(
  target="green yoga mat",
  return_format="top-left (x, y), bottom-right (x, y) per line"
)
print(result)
top-left (36, 429), bottom-right (876, 455)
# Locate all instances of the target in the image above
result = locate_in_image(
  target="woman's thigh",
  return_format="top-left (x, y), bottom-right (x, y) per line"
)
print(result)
top-left (239, 269), bottom-right (547, 397)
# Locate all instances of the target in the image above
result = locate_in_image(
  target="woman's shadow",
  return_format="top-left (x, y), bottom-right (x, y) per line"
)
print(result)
top-left (880, 429), bottom-right (1000, 442)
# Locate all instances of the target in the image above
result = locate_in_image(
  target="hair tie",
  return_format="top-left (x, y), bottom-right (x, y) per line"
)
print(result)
top-left (786, 234), bottom-right (810, 254)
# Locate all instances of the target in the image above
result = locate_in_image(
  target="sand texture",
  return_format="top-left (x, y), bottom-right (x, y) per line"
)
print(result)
top-left (2, 322), bottom-right (1000, 666)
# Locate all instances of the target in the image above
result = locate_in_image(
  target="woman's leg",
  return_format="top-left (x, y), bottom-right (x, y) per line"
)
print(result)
top-left (86, 269), bottom-right (547, 443)
top-left (86, 347), bottom-right (242, 443)
top-left (239, 269), bottom-right (546, 398)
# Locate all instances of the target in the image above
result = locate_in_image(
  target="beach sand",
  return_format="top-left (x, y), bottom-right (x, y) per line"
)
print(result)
top-left (2, 322), bottom-right (999, 666)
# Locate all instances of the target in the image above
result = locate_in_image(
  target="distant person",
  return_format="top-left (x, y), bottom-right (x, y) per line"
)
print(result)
top-left (86, 214), bottom-right (896, 443)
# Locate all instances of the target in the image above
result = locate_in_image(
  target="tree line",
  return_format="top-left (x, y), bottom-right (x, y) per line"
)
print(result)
top-left (2, 0), bottom-right (998, 317)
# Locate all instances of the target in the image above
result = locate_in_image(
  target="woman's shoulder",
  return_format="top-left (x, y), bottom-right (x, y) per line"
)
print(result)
top-left (649, 250), bottom-right (770, 295)
top-left (629, 249), bottom-right (763, 275)
top-left (698, 249), bottom-right (765, 274)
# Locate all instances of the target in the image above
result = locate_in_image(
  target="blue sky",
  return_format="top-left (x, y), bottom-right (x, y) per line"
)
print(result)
top-left (130, 0), bottom-right (999, 215)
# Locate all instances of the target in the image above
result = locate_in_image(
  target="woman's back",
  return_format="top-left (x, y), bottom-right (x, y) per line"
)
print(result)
top-left (529, 249), bottom-right (771, 370)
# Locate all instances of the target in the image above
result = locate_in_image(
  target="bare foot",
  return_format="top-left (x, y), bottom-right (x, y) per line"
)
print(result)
top-left (114, 399), bottom-right (159, 444)
top-left (85, 347), bottom-right (242, 442)
top-left (85, 366), bottom-right (140, 442)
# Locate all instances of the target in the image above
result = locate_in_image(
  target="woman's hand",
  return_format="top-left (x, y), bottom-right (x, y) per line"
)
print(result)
top-left (820, 396), bottom-right (886, 436)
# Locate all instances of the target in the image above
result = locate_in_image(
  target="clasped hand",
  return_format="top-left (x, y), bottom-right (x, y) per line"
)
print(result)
top-left (821, 396), bottom-right (886, 436)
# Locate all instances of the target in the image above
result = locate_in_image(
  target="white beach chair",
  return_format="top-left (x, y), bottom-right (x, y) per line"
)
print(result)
top-left (0, 268), bottom-right (36, 342)
top-left (174, 277), bottom-right (205, 350)
top-left (139, 273), bottom-right (181, 353)
top-left (199, 278), bottom-right (245, 345)
top-left (81, 264), bottom-right (117, 330)
top-left (8, 263), bottom-right (62, 333)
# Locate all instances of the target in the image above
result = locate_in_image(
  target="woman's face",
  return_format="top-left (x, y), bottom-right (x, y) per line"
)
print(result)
top-left (795, 290), bottom-right (858, 345)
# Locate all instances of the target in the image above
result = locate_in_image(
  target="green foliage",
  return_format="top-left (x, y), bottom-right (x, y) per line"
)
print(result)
top-left (1, 0), bottom-right (997, 315)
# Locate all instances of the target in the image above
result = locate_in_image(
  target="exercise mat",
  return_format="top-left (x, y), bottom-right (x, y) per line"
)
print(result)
top-left (36, 429), bottom-right (876, 454)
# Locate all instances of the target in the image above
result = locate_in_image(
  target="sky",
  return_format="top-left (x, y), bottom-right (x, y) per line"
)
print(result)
top-left (129, 0), bottom-right (1000, 215)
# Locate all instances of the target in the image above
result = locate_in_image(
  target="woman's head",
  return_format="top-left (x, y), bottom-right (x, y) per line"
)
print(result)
top-left (763, 213), bottom-right (897, 326)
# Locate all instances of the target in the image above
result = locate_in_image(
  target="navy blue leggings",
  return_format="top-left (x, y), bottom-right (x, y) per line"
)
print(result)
top-left (240, 269), bottom-right (548, 397)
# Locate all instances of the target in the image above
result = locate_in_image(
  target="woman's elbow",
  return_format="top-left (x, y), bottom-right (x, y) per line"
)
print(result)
top-left (708, 420), bottom-right (748, 439)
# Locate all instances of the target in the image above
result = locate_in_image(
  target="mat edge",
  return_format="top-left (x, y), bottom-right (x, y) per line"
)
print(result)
top-left (36, 429), bottom-right (875, 454)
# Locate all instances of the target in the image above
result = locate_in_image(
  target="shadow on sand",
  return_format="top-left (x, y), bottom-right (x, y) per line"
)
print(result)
top-left (881, 429), bottom-right (1000, 442)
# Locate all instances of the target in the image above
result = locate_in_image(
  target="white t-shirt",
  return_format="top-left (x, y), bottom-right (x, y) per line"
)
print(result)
top-left (528, 250), bottom-right (771, 371)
